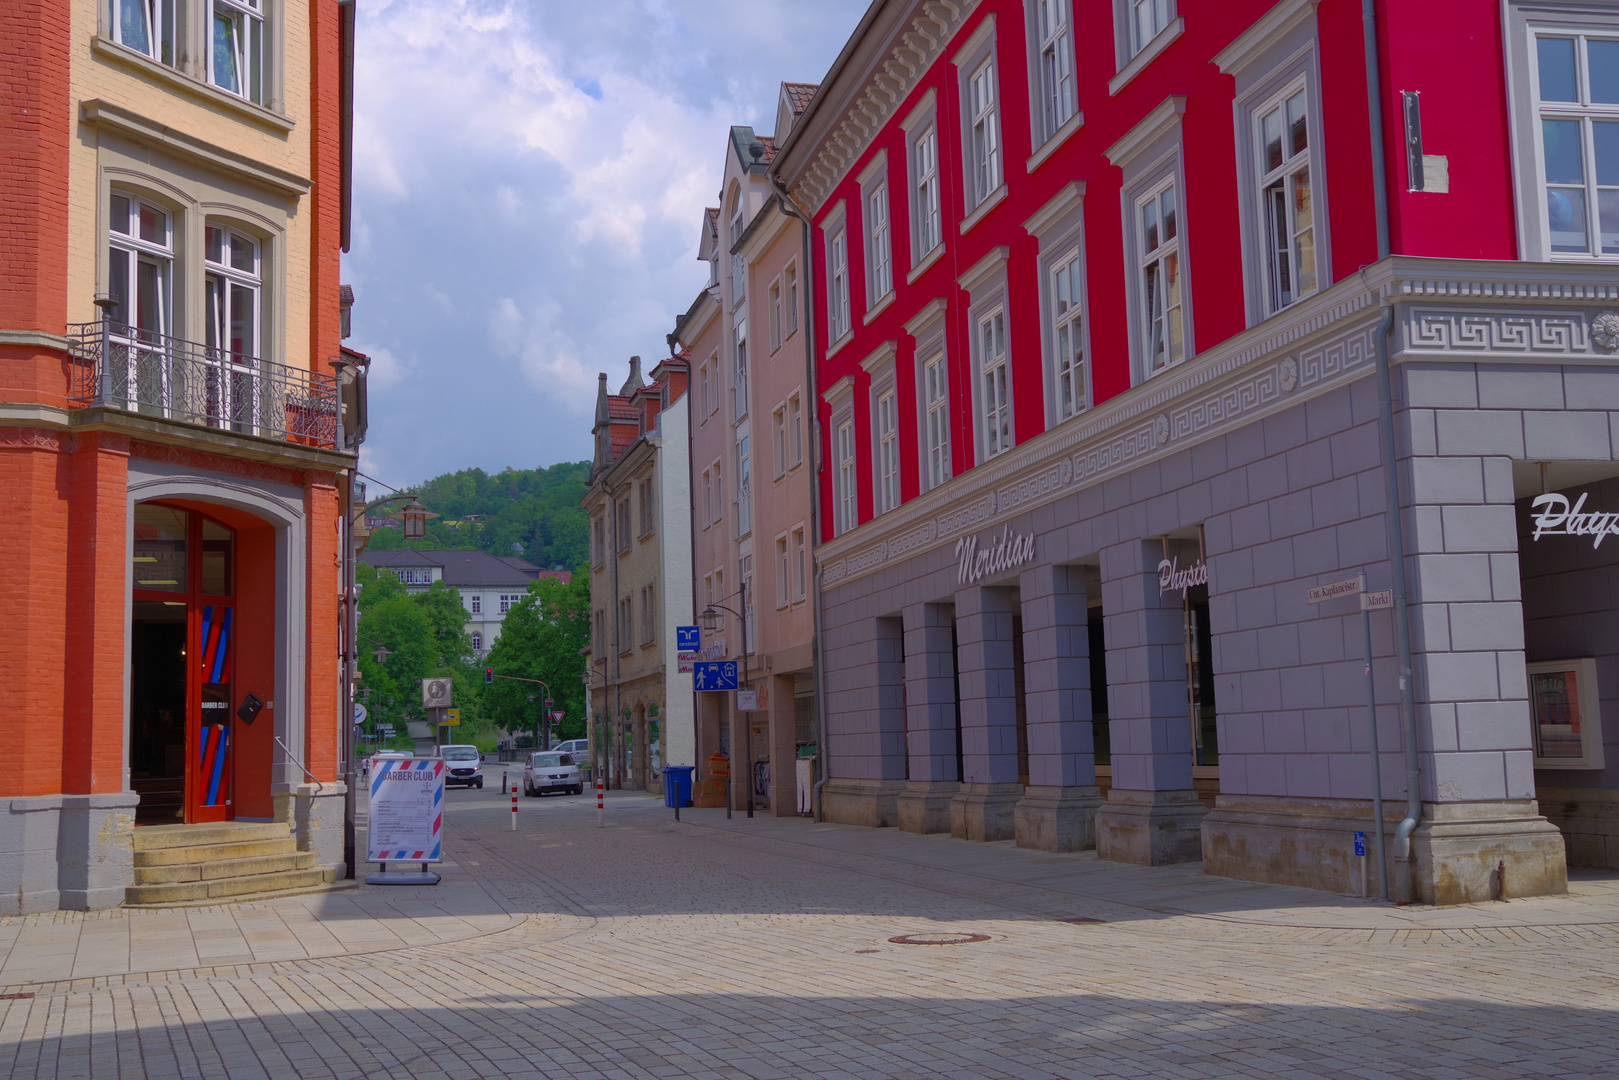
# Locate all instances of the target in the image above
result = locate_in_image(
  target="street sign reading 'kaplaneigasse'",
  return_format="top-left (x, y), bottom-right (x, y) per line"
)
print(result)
top-left (1306, 576), bottom-right (1364, 604)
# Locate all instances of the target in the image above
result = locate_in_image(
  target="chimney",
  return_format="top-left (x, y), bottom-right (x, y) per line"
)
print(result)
top-left (618, 355), bottom-right (644, 397)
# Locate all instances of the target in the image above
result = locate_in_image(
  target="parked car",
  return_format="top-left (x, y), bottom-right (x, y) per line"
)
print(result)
top-left (524, 751), bottom-right (582, 796)
top-left (441, 745), bottom-right (484, 789)
top-left (552, 739), bottom-right (589, 757)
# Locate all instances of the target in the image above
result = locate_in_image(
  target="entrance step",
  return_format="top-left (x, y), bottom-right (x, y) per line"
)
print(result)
top-left (127, 821), bottom-right (336, 906)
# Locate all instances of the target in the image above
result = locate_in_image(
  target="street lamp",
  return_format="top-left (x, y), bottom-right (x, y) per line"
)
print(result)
top-left (701, 578), bottom-right (752, 819)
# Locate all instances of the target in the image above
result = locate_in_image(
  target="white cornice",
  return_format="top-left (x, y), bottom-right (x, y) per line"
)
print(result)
top-left (815, 257), bottom-right (1619, 588)
top-left (777, 0), bottom-right (983, 216)
top-left (1213, 0), bottom-right (1318, 76)
top-left (903, 297), bottom-right (949, 336)
top-left (957, 245), bottom-right (1010, 295)
top-left (1023, 182), bottom-right (1086, 238)
top-left (80, 99), bottom-right (311, 198)
top-left (824, 374), bottom-right (857, 410)
top-left (859, 340), bottom-right (900, 375)
top-left (1104, 96), bottom-right (1187, 168)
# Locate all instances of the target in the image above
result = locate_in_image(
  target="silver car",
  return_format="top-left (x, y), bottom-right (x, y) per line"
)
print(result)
top-left (523, 751), bottom-right (582, 796)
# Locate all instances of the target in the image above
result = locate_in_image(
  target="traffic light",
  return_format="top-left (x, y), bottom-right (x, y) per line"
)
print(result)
top-left (484, 667), bottom-right (494, 685)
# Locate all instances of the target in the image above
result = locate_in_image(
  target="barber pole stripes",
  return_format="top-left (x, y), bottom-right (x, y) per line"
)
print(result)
top-left (199, 725), bottom-right (230, 806)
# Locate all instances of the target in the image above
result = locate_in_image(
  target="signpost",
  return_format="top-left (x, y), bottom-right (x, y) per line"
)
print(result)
top-left (442, 708), bottom-right (460, 727)
top-left (1307, 573), bottom-right (1388, 901)
top-left (364, 757), bottom-right (444, 885)
top-left (676, 625), bottom-right (702, 652)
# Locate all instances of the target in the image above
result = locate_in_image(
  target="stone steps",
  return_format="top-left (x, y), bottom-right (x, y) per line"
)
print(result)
top-left (127, 821), bottom-right (335, 906)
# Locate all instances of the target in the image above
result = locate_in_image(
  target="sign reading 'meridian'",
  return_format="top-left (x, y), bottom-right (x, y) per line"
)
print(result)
top-left (1530, 492), bottom-right (1619, 548)
top-left (956, 527), bottom-right (1036, 585)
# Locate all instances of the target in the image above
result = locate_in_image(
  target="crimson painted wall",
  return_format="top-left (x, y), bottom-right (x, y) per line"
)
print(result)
top-left (808, 0), bottom-right (1522, 540)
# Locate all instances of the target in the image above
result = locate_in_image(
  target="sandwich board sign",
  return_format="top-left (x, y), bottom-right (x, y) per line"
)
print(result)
top-left (366, 757), bottom-right (443, 882)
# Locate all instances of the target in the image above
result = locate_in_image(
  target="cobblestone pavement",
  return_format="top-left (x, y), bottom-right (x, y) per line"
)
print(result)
top-left (3, 787), bottom-right (1619, 1079)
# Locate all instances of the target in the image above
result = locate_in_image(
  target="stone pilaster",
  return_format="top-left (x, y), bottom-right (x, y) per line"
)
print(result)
top-left (898, 602), bottom-right (960, 833)
top-left (949, 585), bottom-right (1022, 841)
top-left (1094, 540), bottom-right (1204, 864)
top-left (1014, 563), bottom-right (1103, 851)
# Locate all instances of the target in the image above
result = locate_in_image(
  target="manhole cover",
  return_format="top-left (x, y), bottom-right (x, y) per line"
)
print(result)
top-left (1061, 917), bottom-right (1106, 925)
top-left (886, 932), bottom-right (992, 946)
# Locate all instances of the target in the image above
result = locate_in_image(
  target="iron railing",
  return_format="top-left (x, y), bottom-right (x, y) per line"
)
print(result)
top-left (68, 320), bottom-right (340, 450)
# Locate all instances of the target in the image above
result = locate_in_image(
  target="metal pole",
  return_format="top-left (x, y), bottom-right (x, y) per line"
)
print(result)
top-left (744, 578), bottom-right (753, 820)
top-left (1362, 600), bottom-right (1390, 901)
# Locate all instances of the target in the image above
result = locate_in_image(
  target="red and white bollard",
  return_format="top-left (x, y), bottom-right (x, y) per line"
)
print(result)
top-left (510, 788), bottom-right (517, 831)
top-left (597, 779), bottom-right (604, 828)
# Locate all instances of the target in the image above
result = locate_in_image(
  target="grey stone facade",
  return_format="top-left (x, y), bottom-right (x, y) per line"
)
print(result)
top-left (817, 259), bottom-right (1619, 904)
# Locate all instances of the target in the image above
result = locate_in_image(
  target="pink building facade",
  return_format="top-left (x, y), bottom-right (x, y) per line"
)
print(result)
top-left (771, 0), bottom-right (1619, 903)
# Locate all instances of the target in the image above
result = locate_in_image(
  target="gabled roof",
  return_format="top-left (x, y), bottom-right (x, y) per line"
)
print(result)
top-left (360, 548), bottom-right (542, 588)
top-left (783, 82), bottom-right (817, 114)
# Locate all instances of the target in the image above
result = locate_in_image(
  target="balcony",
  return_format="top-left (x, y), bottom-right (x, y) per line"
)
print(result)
top-left (69, 321), bottom-right (340, 450)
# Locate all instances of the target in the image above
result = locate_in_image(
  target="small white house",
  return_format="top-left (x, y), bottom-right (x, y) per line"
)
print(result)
top-left (359, 549), bottom-right (571, 655)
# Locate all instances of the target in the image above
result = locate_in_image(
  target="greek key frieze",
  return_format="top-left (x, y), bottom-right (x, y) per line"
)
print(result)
top-left (1408, 308), bottom-right (1589, 354)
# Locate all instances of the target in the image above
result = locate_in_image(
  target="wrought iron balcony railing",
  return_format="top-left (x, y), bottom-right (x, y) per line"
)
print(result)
top-left (68, 320), bottom-right (340, 450)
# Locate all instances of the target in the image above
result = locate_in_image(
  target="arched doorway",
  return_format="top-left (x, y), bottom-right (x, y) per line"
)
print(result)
top-left (131, 502), bottom-right (273, 825)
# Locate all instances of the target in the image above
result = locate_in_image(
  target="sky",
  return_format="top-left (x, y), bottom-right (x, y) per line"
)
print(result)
top-left (345, 0), bottom-right (869, 487)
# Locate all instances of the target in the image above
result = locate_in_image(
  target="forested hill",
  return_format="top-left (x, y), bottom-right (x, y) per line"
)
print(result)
top-left (365, 461), bottom-right (591, 571)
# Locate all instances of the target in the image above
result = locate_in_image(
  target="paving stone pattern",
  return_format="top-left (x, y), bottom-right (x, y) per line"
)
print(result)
top-left (1, 789), bottom-right (1618, 1079)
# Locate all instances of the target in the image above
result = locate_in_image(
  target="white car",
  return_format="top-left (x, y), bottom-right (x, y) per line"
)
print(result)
top-left (524, 751), bottom-right (582, 796)
top-left (551, 739), bottom-right (589, 757)
top-left (441, 745), bottom-right (484, 788)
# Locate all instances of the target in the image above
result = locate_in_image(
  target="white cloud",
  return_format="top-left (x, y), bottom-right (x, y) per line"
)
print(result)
top-left (344, 0), bottom-right (867, 484)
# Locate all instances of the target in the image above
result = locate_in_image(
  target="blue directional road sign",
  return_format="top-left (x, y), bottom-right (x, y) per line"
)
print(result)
top-left (1354, 831), bottom-right (1367, 857)
top-left (692, 661), bottom-right (739, 692)
top-left (676, 625), bottom-right (702, 651)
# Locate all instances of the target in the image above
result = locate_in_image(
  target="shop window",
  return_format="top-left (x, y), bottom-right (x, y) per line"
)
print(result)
top-left (1528, 658), bottom-right (1606, 769)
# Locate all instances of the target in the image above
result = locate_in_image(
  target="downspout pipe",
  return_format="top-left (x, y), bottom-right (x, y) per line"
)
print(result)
top-left (771, 174), bottom-right (828, 822)
top-left (1364, 0), bottom-right (1420, 902)
top-left (1374, 302), bottom-right (1423, 904)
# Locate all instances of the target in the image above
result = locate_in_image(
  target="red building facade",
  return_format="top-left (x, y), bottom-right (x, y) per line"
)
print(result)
top-left (775, 0), bottom-right (1619, 902)
top-left (0, 1), bottom-right (360, 911)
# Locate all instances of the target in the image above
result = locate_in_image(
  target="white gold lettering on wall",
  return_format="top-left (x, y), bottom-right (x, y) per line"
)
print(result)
top-left (1530, 492), bottom-right (1619, 548)
top-left (957, 527), bottom-right (1037, 586)
top-left (1158, 556), bottom-right (1209, 596)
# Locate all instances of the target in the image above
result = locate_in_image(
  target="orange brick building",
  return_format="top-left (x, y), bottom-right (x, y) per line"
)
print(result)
top-left (0, 0), bottom-right (362, 911)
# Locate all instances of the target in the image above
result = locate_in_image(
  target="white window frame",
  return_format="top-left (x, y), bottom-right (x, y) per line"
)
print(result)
top-left (470, 631), bottom-right (482, 653)
top-left (203, 223), bottom-right (263, 430)
top-left (860, 154), bottom-right (894, 308)
top-left (209, 0), bottom-right (265, 104)
top-left (1028, 0), bottom-right (1077, 146)
top-left (732, 318), bottom-right (748, 421)
top-left (1506, 6), bottom-right (1619, 262)
top-left (836, 419), bottom-right (858, 535)
top-left (1528, 658), bottom-right (1606, 770)
top-left (825, 218), bottom-right (851, 345)
top-left (1252, 81), bottom-right (1319, 314)
top-left (875, 389), bottom-right (899, 513)
top-left (788, 393), bottom-right (804, 469)
top-left (111, 0), bottom-right (177, 65)
top-left (1050, 248), bottom-right (1086, 420)
top-left (770, 279), bottom-right (783, 350)
top-left (775, 535), bottom-right (790, 609)
top-left (106, 191), bottom-right (174, 367)
top-left (964, 57), bottom-right (1002, 211)
top-left (792, 527), bottom-right (807, 602)
top-left (913, 125), bottom-right (943, 262)
top-left (1136, 178), bottom-right (1185, 377)
top-left (784, 262), bottom-right (800, 336)
top-left (977, 308), bottom-right (1012, 460)
top-left (1107, 97), bottom-right (1193, 384)
top-left (1126, 0), bottom-right (1174, 58)
top-left (772, 405), bottom-right (787, 479)
top-left (470, 594), bottom-right (482, 614)
top-left (905, 299), bottom-right (952, 492)
top-left (736, 433), bottom-right (752, 538)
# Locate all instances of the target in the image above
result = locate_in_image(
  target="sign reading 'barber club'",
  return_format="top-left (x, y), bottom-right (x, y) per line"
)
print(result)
top-left (956, 527), bottom-right (1036, 585)
top-left (1530, 492), bottom-right (1619, 548)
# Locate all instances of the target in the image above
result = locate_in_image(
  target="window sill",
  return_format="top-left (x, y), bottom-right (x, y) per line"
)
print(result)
top-left (907, 243), bottom-right (946, 285)
top-left (1026, 112), bottom-right (1084, 173)
top-left (92, 35), bottom-right (296, 134)
top-left (825, 329), bottom-right (854, 360)
top-left (1108, 18), bottom-right (1185, 97)
top-left (959, 184), bottom-right (1008, 236)
top-left (863, 290), bottom-right (897, 326)
top-left (783, 325), bottom-right (801, 346)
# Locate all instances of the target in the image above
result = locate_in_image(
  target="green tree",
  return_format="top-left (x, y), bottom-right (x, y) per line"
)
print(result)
top-left (354, 564), bottom-right (483, 741)
top-left (483, 573), bottom-right (590, 744)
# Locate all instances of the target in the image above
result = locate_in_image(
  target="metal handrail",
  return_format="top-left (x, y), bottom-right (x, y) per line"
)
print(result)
top-left (275, 735), bottom-right (327, 795)
top-left (67, 320), bottom-right (340, 449)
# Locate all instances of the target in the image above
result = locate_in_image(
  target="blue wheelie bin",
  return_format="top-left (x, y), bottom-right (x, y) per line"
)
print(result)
top-left (662, 765), bottom-right (695, 808)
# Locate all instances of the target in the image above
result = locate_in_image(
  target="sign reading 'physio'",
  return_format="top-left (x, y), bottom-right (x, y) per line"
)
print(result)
top-left (956, 527), bottom-right (1036, 585)
top-left (1530, 492), bottom-right (1619, 548)
top-left (1158, 556), bottom-right (1209, 597)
